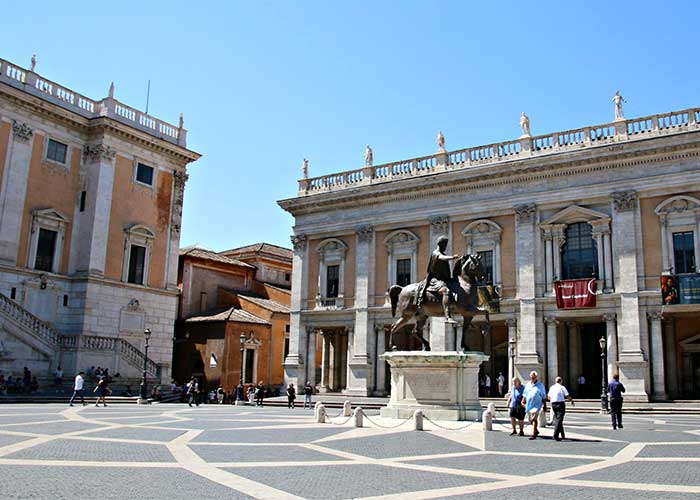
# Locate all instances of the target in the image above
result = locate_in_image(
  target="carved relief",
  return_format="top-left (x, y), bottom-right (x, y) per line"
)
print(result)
top-left (170, 171), bottom-right (189, 238)
top-left (291, 234), bottom-right (308, 252)
top-left (429, 215), bottom-right (449, 235)
top-left (12, 121), bottom-right (33, 142)
top-left (83, 144), bottom-right (116, 163)
top-left (356, 225), bottom-right (374, 243)
top-left (514, 203), bottom-right (536, 223)
top-left (612, 190), bottom-right (637, 212)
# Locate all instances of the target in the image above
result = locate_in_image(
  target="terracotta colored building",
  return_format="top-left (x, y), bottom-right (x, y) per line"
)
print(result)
top-left (0, 55), bottom-right (199, 382)
top-left (173, 245), bottom-right (291, 392)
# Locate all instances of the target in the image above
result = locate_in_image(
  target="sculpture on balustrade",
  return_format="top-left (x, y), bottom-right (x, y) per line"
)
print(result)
top-left (302, 158), bottom-right (309, 179)
top-left (520, 112), bottom-right (531, 137)
top-left (437, 131), bottom-right (446, 151)
top-left (364, 144), bottom-right (373, 166)
top-left (178, 113), bottom-right (184, 129)
top-left (388, 237), bottom-right (491, 351)
top-left (108, 82), bottom-right (115, 99)
top-left (613, 90), bottom-right (626, 120)
top-left (30, 54), bottom-right (36, 72)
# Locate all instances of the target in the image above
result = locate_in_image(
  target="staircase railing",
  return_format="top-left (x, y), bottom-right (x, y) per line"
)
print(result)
top-left (0, 292), bottom-right (60, 347)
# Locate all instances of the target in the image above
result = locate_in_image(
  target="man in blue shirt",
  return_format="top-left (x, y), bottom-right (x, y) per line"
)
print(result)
top-left (607, 373), bottom-right (626, 429)
top-left (506, 377), bottom-right (525, 436)
top-left (522, 371), bottom-right (547, 440)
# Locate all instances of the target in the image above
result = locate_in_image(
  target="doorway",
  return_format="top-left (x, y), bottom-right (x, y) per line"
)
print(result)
top-left (578, 323), bottom-right (605, 398)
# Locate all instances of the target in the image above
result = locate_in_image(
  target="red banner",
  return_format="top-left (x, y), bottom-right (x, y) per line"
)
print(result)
top-left (554, 278), bottom-right (596, 309)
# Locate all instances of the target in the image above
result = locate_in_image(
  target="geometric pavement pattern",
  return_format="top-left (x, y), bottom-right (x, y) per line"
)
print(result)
top-left (0, 403), bottom-right (699, 499)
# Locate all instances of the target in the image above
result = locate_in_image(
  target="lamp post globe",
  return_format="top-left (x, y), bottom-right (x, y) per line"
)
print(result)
top-left (599, 335), bottom-right (609, 414)
top-left (138, 328), bottom-right (152, 404)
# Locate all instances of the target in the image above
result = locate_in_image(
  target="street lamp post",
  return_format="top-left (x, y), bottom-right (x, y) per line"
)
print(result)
top-left (236, 333), bottom-right (246, 405)
top-left (599, 335), bottom-right (609, 414)
top-left (138, 328), bottom-right (151, 405)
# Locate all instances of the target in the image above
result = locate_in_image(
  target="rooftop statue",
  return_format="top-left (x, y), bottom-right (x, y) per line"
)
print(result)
top-left (437, 130), bottom-right (445, 151)
top-left (520, 112), bottom-right (531, 137)
top-left (364, 144), bottom-right (373, 166)
top-left (302, 158), bottom-right (309, 179)
top-left (30, 54), bottom-right (36, 72)
top-left (613, 90), bottom-right (626, 121)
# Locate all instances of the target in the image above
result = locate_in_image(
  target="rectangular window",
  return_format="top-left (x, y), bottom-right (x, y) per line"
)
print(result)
top-left (46, 139), bottom-right (67, 164)
top-left (284, 272), bottom-right (291, 281)
top-left (136, 163), bottom-right (154, 185)
top-left (79, 191), bottom-right (86, 212)
top-left (10, 287), bottom-right (16, 300)
top-left (63, 294), bottom-right (68, 307)
top-left (326, 264), bottom-right (339, 298)
top-left (396, 258), bottom-right (412, 286)
top-left (34, 228), bottom-right (58, 272)
top-left (477, 250), bottom-right (494, 285)
top-left (673, 231), bottom-right (696, 274)
top-left (127, 244), bottom-right (146, 284)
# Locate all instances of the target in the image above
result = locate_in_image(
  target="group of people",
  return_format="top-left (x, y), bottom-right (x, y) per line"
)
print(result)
top-left (285, 382), bottom-right (314, 409)
top-left (69, 370), bottom-right (111, 407)
top-left (0, 367), bottom-right (39, 395)
top-left (480, 371), bottom-right (507, 397)
top-left (506, 371), bottom-right (626, 441)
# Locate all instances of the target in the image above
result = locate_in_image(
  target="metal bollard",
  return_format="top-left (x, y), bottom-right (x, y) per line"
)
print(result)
top-left (353, 407), bottom-right (363, 427)
top-left (482, 409), bottom-right (493, 431)
top-left (487, 402), bottom-right (496, 415)
top-left (413, 410), bottom-right (424, 431)
top-left (316, 404), bottom-right (326, 423)
top-left (343, 400), bottom-right (352, 417)
top-left (314, 401), bottom-right (322, 421)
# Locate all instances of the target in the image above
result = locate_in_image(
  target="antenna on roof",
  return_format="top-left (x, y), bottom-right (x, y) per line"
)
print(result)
top-left (145, 80), bottom-right (151, 114)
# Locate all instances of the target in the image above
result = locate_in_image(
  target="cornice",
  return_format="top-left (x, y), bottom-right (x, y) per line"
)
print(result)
top-left (279, 139), bottom-right (700, 216)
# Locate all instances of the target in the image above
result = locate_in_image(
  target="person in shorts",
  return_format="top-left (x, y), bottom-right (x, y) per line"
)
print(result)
top-left (522, 371), bottom-right (547, 440)
top-left (506, 377), bottom-right (525, 436)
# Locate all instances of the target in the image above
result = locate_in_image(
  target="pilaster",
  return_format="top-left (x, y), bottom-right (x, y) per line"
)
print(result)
top-left (514, 203), bottom-right (540, 370)
top-left (603, 313), bottom-right (619, 381)
top-left (347, 225), bottom-right (373, 395)
top-left (284, 234), bottom-right (309, 387)
top-left (0, 121), bottom-right (34, 265)
top-left (647, 311), bottom-right (667, 400)
top-left (544, 316), bottom-right (559, 385)
top-left (166, 171), bottom-right (188, 289)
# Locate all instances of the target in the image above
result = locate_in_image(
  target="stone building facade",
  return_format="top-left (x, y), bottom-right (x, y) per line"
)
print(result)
top-left (279, 104), bottom-right (700, 401)
top-left (0, 56), bottom-right (199, 382)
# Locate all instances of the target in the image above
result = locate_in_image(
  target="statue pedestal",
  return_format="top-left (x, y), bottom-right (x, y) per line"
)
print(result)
top-left (380, 351), bottom-right (489, 421)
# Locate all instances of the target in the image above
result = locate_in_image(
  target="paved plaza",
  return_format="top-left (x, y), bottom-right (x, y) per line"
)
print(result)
top-left (0, 403), bottom-right (698, 499)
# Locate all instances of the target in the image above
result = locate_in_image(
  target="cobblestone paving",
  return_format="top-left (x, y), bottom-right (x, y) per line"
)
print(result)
top-left (0, 403), bottom-right (698, 499)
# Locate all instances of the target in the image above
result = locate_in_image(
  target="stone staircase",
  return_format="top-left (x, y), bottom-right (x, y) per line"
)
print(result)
top-left (0, 292), bottom-right (159, 380)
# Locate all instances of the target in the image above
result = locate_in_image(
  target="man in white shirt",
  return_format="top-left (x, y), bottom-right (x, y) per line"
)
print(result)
top-left (484, 374), bottom-right (491, 397)
top-left (496, 372), bottom-right (505, 396)
top-left (547, 376), bottom-right (574, 441)
top-left (69, 371), bottom-right (86, 406)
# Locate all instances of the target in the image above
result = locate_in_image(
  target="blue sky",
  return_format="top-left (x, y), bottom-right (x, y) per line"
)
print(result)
top-left (3, 1), bottom-right (698, 251)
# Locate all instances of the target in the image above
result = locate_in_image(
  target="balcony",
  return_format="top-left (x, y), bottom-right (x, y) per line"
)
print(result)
top-left (661, 273), bottom-right (700, 305)
top-left (315, 294), bottom-right (344, 310)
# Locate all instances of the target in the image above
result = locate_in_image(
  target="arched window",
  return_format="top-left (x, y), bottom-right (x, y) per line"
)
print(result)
top-left (561, 222), bottom-right (598, 279)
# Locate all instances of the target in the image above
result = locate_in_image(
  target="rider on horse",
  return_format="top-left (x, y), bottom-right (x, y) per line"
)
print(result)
top-left (416, 235), bottom-right (460, 322)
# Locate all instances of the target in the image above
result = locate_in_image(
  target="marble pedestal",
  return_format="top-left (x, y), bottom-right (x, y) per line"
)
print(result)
top-left (380, 351), bottom-right (489, 421)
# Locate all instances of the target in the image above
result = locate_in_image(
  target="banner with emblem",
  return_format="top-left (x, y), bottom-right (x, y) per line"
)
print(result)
top-left (554, 278), bottom-right (596, 309)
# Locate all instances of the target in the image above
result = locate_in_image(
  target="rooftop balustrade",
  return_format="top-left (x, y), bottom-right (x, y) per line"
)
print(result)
top-left (0, 58), bottom-right (187, 147)
top-left (297, 106), bottom-right (700, 196)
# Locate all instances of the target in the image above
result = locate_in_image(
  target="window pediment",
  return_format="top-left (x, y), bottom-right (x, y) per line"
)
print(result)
top-left (655, 195), bottom-right (700, 216)
top-left (317, 238), bottom-right (348, 259)
top-left (462, 220), bottom-right (502, 245)
top-left (32, 208), bottom-right (70, 225)
top-left (541, 205), bottom-right (610, 226)
top-left (383, 230), bottom-right (419, 252)
top-left (124, 224), bottom-right (156, 240)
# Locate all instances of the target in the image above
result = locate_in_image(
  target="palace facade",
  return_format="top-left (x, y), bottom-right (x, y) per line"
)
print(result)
top-left (279, 104), bottom-right (700, 401)
top-left (0, 56), bottom-right (199, 383)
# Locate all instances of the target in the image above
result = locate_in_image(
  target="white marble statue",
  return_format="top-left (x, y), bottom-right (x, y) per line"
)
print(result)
top-left (365, 144), bottom-right (373, 166)
top-left (437, 131), bottom-right (445, 151)
top-left (520, 112), bottom-right (531, 137)
top-left (613, 90), bottom-right (626, 120)
top-left (302, 158), bottom-right (309, 179)
top-left (30, 54), bottom-right (36, 72)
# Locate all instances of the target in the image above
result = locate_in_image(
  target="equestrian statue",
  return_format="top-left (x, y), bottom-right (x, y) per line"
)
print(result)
top-left (388, 235), bottom-right (491, 351)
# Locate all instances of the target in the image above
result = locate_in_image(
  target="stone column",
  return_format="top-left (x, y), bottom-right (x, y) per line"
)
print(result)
top-left (551, 224), bottom-right (566, 281)
top-left (590, 219), bottom-right (612, 292)
top-left (603, 231), bottom-right (614, 291)
top-left (567, 321), bottom-right (582, 393)
top-left (374, 325), bottom-right (386, 396)
top-left (648, 312), bottom-right (666, 400)
top-left (514, 204), bottom-right (541, 374)
top-left (429, 215), bottom-right (453, 350)
top-left (664, 318), bottom-right (678, 398)
top-left (166, 171), bottom-right (188, 289)
top-left (0, 122), bottom-right (34, 264)
top-left (506, 318), bottom-right (517, 382)
top-left (544, 316), bottom-right (559, 385)
top-left (611, 190), bottom-right (648, 400)
top-left (284, 234), bottom-right (309, 387)
top-left (320, 332), bottom-right (331, 392)
top-left (542, 228), bottom-right (554, 294)
top-left (306, 327), bottom-right (317, 387)
top-left (347, 226), bottom-right (373, 395)
top-left (72, 144), bottom-right (117, 276)
top-left (603, 313), bottom-right (618, 381)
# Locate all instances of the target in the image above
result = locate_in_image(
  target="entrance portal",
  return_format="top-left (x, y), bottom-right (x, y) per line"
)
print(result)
top-left (578, 323), bottom-right (605, 398)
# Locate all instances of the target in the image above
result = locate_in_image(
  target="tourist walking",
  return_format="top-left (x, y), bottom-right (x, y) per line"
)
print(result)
top-left (607, 373), bottom-right (626, 429)
top-left (484, 373), bottom-right (491, 397)
top-left (522, 371), bottom-right (547, 440)
top-left (286, 383), bottom-right (296, 408)
top-left (255, 381), bottom-right (265, 406)
top-left (186, 377), bottom-right (200, 407)
top-left (94, 376), bottom-right (109, 407)
top-left (54, 366), bottom-right (63, 387)
top-left (69, 371), bottom-right (86, 406)
top-left (506, 377), bottom-right (525, 436)
top-left (303, 381), bottom-right (313, 408)
top-left (547, 376), bottom-right (574, 441)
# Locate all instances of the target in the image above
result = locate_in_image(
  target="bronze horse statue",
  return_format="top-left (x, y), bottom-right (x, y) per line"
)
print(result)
top-left (388, 254), bottom-right (490, 351)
